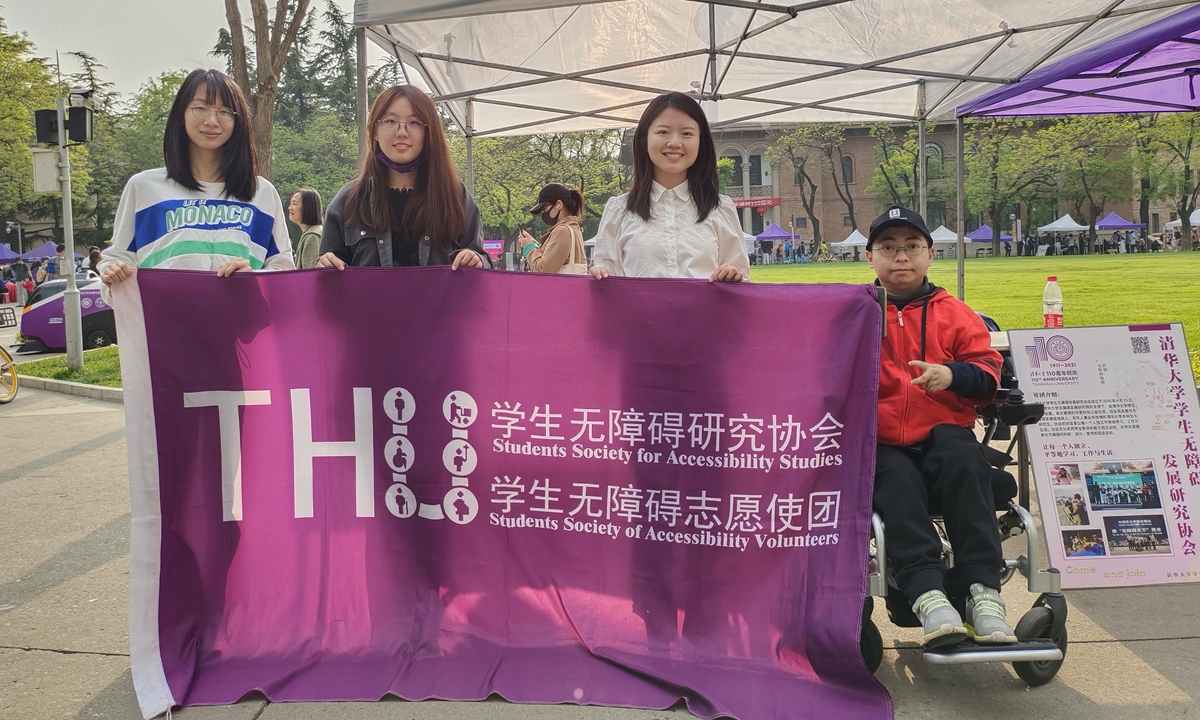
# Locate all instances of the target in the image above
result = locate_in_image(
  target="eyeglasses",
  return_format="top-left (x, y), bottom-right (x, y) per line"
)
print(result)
top-left (190, 105), bottom-right (237, 123)
top-left (376, 118), bottom-right (428, 136)
top-left (874, 243), bottom-right (930, 258)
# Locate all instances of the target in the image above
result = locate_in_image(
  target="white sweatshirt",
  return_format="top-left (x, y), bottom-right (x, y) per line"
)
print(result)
top-left (99, 168), bottom-right (295, 286)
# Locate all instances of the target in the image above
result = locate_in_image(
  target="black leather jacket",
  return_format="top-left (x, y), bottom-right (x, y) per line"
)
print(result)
top-left (320, 181), bottom-right (492, 268)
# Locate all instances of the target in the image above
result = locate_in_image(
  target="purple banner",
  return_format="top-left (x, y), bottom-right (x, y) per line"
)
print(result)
top-left (114, 268), bottom-right (889, 720)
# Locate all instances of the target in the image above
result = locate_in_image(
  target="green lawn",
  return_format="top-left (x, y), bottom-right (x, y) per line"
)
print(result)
top-left (17, 346), bottom-right (123, 388)
top-left (750, 252), bottom-right (1200, 377)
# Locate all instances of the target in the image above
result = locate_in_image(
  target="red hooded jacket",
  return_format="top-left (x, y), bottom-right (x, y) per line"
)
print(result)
top-left (877, 286), bottom-right (1002, 447)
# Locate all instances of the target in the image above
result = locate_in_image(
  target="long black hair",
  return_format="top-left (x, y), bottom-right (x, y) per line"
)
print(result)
top-left (163, 69), bottom-right (258, 201)
top-left (292, 187), bottom-right (323, 226)
top-left (343, 85), bottom-right (465, 251)
top-left (626, 92), bottom-right (720, 222)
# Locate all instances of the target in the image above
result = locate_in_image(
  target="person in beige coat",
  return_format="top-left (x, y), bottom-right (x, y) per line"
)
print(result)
top-left (516, 183), bottom-right (587, 274)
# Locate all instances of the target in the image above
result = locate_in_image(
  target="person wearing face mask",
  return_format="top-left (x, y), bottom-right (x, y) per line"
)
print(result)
top-left (514, 183), bottom-right (587, 274)
top-left (590, 92), bottom-right (748, 283)
top-left (317, 85), bottom-right (489, 271)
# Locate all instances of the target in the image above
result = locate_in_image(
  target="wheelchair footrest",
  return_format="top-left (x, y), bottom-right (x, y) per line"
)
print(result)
top-left (922, 639), bottom-right (1062, 665)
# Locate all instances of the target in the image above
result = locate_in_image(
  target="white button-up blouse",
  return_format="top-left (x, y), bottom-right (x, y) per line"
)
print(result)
top-left (591, 181), bottom-right (751, 279)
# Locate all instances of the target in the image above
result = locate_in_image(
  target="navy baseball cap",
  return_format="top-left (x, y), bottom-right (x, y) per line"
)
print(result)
top-left (868, 206), bottom-right (932, 249)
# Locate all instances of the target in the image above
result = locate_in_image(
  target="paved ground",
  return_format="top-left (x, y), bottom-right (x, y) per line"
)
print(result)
top-left (2, 386), bottom-right (1197, 719)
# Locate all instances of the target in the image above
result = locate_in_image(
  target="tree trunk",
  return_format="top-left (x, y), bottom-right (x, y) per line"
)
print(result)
top-left (255, 83), bottom-right (277, 178)
top-left (1139, 176), bottom-right (1151, 231)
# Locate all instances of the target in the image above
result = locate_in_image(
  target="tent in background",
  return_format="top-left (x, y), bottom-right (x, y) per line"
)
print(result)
top-left (929, 225), bottom-right (958, 244)
top-left (832, 230), bottom-right (868, 247)
top-left (20, 243), bottom-right (59, 261)
top-left (0, 245), bottom-right (19, 263)
top-left (965, 225), bottom-right (1012, 242)
top-left (756, 223), bottom-right (792, 242)
top-left (1163, 209), bottom-right (1200, 231)
top-left (1095, 212), bottom-right (1145, 230)
top-left (1037, 215), bottom-right (1090, 233)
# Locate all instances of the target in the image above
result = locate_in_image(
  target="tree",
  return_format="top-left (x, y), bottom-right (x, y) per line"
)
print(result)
top-left (1150, 112), bottom-right (1200, 251)
top-left (770, 124), bottom-right (857, 241)
top-left (1040, 115), bottom-right (1134, 251)
top-left (78, 71), bottom-right (184, 244)
top-left (222, 0), bottom-right (312, 179)
top-left (767, 127), bottom-right (824, 244)
top-left (0, 18), bottom-right (90, 249)
top-left (446, 130), bottom-right (624, 238)
top-left (0, 20), bottom-right (53, 222)
top-left (1130, 114), bottom-right (1166, 231)
top-left (270, 110), bottom-right (357, 208)
top-left (866, 122), bottom-right (951, 219)
top-left (963, 118), bottom-right (1058, 255)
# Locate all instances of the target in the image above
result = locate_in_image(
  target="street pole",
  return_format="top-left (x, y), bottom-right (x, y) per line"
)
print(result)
top-left (57, 93), bottom-right (83, 371)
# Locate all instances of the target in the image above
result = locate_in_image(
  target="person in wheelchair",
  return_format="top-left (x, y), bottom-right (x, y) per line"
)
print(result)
top-left (866, 206), bottom-right (1016, 648)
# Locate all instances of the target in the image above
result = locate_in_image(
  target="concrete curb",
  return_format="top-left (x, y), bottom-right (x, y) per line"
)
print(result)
top-left (17, 374), bottom-right (124, 404)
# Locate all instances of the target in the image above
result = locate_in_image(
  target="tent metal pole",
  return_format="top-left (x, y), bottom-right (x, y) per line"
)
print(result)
top-left (357, 27), bottom-right (368, 157)
top-left (956, 116), bottom-right (965, 301)
top-left (918, 80), bottom-right (927, 219)
top-left (709, 3), bottom-right (718, 100)
top-left (466, 98), bottom-right (475, 197)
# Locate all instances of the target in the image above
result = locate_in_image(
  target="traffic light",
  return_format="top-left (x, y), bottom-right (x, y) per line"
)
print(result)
top-left (33, 107), bottom-right (94, 145)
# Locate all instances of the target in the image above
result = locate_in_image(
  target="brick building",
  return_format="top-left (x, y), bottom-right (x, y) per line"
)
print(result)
top-left (714, 123), bottom-right (1173, 247)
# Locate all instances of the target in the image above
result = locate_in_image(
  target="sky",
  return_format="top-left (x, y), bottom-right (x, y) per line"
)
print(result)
top-left (3, 0), bottom-right (389, 104)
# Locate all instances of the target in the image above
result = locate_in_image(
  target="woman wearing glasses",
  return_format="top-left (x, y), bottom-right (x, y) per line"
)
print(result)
top-left (317, 85), bottom-right (488, 270)
top-left (99, 68), bottom-right (294, 289)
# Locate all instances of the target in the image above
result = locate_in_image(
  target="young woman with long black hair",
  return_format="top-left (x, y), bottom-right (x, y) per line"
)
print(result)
top-left (590, 92), bottom-right (748, 282)
top-left (99, 69), bottom-right (294, 288)
top-left (317, 85), bottom-right (488, 270)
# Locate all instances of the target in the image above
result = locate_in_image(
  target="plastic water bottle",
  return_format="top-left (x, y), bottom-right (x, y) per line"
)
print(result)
top-left (1043, 276), bottom-right (1063, 328)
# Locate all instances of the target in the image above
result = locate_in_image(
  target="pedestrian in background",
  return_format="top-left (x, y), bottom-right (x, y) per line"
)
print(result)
top-left (515, 183), bottom-right (587, 274)
top-left (288, 187), bottom-right (323, 269)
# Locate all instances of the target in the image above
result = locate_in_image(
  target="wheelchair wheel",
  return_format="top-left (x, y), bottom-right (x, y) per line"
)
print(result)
top-left (0, 346), bottom-right (17, 404)
top-left (861, 597), bottom-right (883, 673)
top-left (1012, 606), bottom-right (1067, 686)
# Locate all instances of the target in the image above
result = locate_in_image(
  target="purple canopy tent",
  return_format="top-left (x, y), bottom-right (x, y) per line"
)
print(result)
top-left (958, 4), bottom-right (1200, 118)
top-left (755, 222), bottom-right (793, 241)
top-left (0, 244), bottom-right (19, 263)
top-left (20, 243), bottom-right (59, 261)
top-left (1095, 212), bottom-right (1145, 230)
top-left (965, 225), bottom-right (1012, 242)
top-left (948, 4), bottom-right (1200, 298)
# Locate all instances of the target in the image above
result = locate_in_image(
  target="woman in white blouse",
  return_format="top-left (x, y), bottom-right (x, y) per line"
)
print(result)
top-left (590, 92), bottom-right (750, 282)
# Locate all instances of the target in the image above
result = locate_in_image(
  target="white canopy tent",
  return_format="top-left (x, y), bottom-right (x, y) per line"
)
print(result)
top-left (1037, 214), bottom-right (1090, 233)
top-left (1163, 209), bottom-right (1200, 231)
top-left (929, 224), bottom-right (959, 243)
top-left (352, 1), bottom-right (1199, 295)
top-left (832, 229), bottom-right (868, 247)
top-left (354, 0), bottom-right (1190, 137)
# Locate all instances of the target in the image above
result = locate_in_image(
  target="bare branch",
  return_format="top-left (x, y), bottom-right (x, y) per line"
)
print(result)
top-left (223, 0), bottom-right (253, 101)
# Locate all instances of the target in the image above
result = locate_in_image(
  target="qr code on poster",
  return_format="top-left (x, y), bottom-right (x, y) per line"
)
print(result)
top-left (1131, 336), bottom-right (1151, 354)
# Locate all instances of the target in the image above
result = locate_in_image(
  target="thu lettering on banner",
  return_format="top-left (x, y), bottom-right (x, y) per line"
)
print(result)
top-left (114, 268), bottom-right (890, 720)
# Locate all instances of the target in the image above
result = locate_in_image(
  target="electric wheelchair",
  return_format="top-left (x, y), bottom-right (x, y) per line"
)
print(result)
top-left (861, 316), bottom-right (1068, 686)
